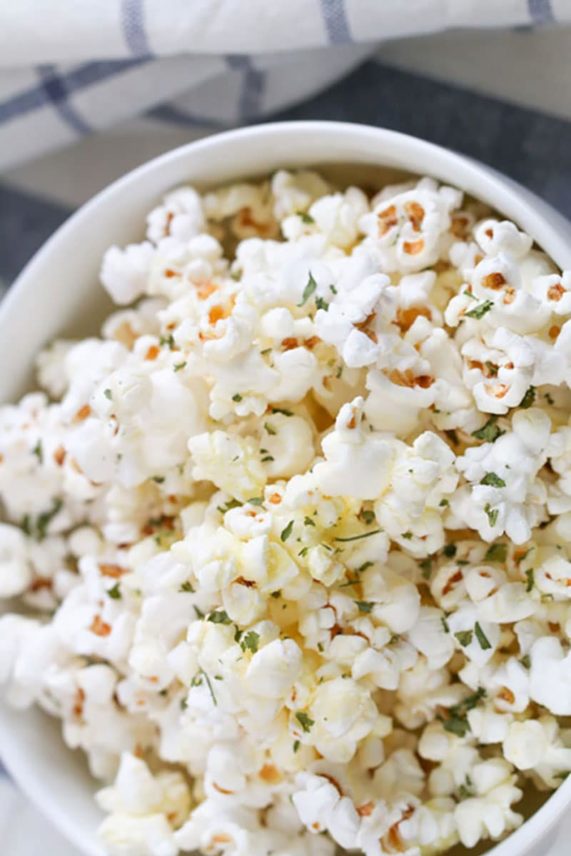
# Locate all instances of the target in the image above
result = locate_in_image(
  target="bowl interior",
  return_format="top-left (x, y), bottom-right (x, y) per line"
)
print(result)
top-left (1, 122), bottom-right (571, 856)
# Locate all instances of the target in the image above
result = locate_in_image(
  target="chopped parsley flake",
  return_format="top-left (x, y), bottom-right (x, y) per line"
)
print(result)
top-left (519, 385), bottom-right (536, 409)
top-left (207, 610), bottom-right (232, 625)
top-left (481, 472), bottom-right (506, 488)
top-left (232, 393), bottom-right (243, 402)
top-left (217, 498), bottom-right (243, 514)
top-left (484, 503), bottom-right (499, 527)
top-left (443, 543), bottom-right (457, 558)
top-left (264, 422), bottom-right (277, 435)
top-left (107, 582), bottom-right (122, 600)
top-left (32, 440), bottom-right (43, 463)
top-left (304, 516), bottom-right (316, 527)
top-left (442, 687), bottom-right (486, 737)
top-left (293, 739), bottom-right (301, 753)
top-left (471, 416), bottom-right (505, 443)
top-left (179, 581), bottom-right (195, 593)
top-left (525, 568), bottom-right (535, 592)
top-left (240, 631), bottom-right (260, 653)
top-left (280, 520), bottom-right (294, 542)
top-left (103, 388), bottom-right (112, 400)
top-left (159, 334), bottom-right (175, 349)
top-left (355, 601), bottom-right (374, 613)
top-left (271, 407), bottom-right (293, 417)
top-left (295, 711), bottom-right (315, 732)
top-left (334, 529), bottom-right (382, 543)
top-left (465, 299), bottom-right (494, 319)
top-left (474, 622), bottom-right (491, 650)
top-left (173, 361), bottom-right (186, 372)
top-left (315, 296), bottom-right (329, 312)
top-left (359, 509), bottom-right (376, 525)
top-left (455, 630), bottom-right (473, 647)
top-left (299, 212), bottom-right (314, 224)
top-left (298, 272), bottom-right (318, 306)
top-left (484, 543), bottom-right (507, 562)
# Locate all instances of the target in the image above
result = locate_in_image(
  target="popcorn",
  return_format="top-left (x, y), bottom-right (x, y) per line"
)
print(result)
top-left (2, 170), bottom-right (571, 856)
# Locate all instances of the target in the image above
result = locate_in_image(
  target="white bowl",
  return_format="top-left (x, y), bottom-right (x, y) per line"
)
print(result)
top-left (1, 121), bottom-right (571, 856)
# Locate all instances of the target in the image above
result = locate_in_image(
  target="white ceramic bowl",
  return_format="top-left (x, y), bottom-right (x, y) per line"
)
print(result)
top-left (1, 121), bottom-right (571, 856)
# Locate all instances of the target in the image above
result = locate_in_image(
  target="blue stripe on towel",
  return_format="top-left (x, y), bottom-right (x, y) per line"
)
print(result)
top-left (121, 0), bottom-right (153, 57)
top-left (0, 59), bottom-right (147, 126)
top-left (36, 66), bottom-right (92, 135)
top-left (320, 0), bottom-right (352, 44)
top-left (528, 0), bottom-right (557, 24)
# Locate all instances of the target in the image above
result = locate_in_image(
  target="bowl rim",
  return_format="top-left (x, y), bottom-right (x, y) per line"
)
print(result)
top-left (1, 119), bottom-right (571, 856)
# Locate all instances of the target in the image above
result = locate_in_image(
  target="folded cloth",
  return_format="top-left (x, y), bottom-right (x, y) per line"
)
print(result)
top-left (0, 0), bottom-right (570, 169)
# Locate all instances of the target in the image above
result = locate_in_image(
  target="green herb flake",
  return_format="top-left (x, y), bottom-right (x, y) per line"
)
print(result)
top-left (293, 739), bottom-right (301, 753)
top-left (295, 711), bottom-right (315, 733)
top-left (443, 543), bottom-right (457, 558)
top-left (455, 630), bottom-right (473, 647)
top-left (179, 581), bottom-right (195, 593)
top-left (474, 622), bottom-right (491, 650)
top-left (280, 520), bottom-right (294, 542)
top-left (481, 472), bottom-right (506, 488)
top-left (439, 498), bottom-right (450, 508)
top-left (520, 654), bottom-right (531, 669)
top-left (152, 475), bottom-right (165, 484)
top-left (442, 687), bottom-right (486, 737)
top-left (264, 422), bottom-right (277, 436)
top-left (335, 529), bottom-right (382, 543)
top-left (240, 631), bottom-right (260, 654)
top-left (299, 212), bottom-right (314, 224)
top-left (315, 296), bottom-right (329, 312)
top-left (32, 440), bottom-right (43, 463)
top-left (217, 498), bottom-right (243, 514)
top-left (471, 416), bottom-right (505, 443)
top-left (246, 496), bottom-right (264, 507)
top-left (484, 543), bottom-right (508, 563)
top-left (359, 509), bottom-right (376, 525)
top-left (465, 299), bottom-right (494, 320)
top-left (525, 568), bottom-right (535, 593)
top-left (357, 561), bottom-right (374, 573)
top-left (519, 385), bottom-right (536, 409)
top-left (402, 531), bottom-right (413, 540)
top-left (107, 582), bottom-right (122, 600)
top-left (173, 361), bottom-right (186, 372)
top-left (443, 715), bottom-right (470, 737)
top-left (298, 546), bottom-right (309, 558)
top-left (103, 388), bottom-right (112, 400)
top-left (159, 334), bottom-right (175, 349)
top-left (271, 407), bottom-right (293, 417)
top-left (355, 600), bottom-right (374, 614)
top-left (232, 393), bottom-right (243, 402)
top-left (441, 616), bottom-right (450, 634)
top-left (261, 455), bottom-right (274, 463)
top-left (271, 590), bottom-right (281, 599)
top-left (298, 272), bottom-right (318, 307)
top-left (303, 516), bottom-right (316, 528)
top-left (34, 498), bottom-right (63, 542)
top-left (207, 610), bottom-right (232, 625)
top-left (484, 503), bottom-right (499, 527)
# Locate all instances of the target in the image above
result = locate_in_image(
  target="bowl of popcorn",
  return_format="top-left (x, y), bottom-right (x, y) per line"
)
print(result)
top-left (2, 121), bottom-right (571, 856)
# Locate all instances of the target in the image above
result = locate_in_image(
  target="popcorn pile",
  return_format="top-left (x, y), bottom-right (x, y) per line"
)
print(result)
top-left (2, 170), bottom-right (571, 856)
